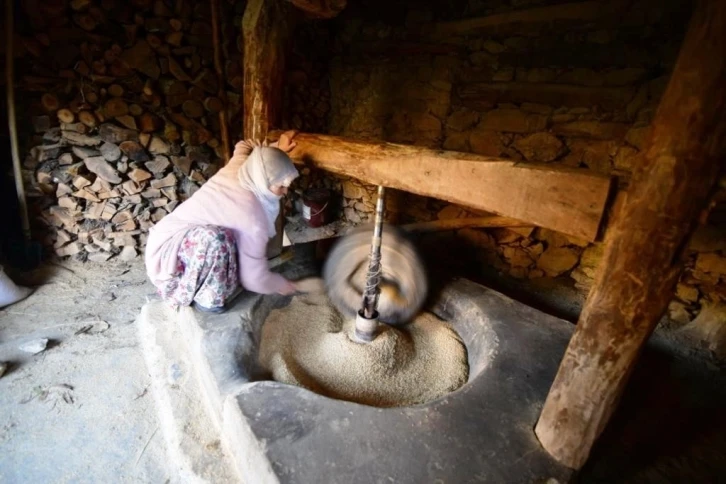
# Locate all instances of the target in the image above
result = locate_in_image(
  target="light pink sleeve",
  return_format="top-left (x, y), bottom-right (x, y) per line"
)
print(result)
top-left (234, 226), bottom-right (290, 295)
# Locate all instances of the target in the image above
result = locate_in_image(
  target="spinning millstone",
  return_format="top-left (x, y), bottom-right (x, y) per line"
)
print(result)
top-left (323, 187), bottom-right (428, 340)
top-left (259, 186), bottom-right (468, 408)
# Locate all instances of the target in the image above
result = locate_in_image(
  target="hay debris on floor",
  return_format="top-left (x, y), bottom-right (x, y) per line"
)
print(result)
top-left (259, 280), bottom-right (468, 408)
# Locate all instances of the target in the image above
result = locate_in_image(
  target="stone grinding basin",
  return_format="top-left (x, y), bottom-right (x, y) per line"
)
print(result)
top-left (184, 252), bottom-right (574, 483)
top-left (243, 282), bottom-right (497, 407)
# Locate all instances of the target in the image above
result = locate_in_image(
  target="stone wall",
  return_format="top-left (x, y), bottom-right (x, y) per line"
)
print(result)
top-left (318, 0), bottom-right (726, 337)
top-left (11, 0), bottom-right (244, 262)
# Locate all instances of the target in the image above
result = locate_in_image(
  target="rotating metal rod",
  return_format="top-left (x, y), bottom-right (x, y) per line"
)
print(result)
top-left (355, 185), bottom-right (386, 343)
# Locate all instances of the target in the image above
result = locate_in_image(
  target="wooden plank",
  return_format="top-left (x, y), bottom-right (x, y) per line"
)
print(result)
top-left (535, 0), bottom-right (726, 469)
top-left (270, 132), bottom-right (612, 242)
top-left (402, 216), bottom-right (529, 233)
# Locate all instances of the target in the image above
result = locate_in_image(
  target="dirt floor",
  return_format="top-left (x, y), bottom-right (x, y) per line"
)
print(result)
top-left (1, 253), bottom-right (725, 483)
top-left (0, 259), bottom-right (169, 483)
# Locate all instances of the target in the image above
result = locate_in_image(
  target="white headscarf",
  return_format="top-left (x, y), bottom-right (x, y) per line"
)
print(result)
top-left (238, 146), bottom-right (299, 237)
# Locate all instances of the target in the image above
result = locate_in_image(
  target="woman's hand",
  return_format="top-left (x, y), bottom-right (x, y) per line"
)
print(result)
top-left (277, 130), bottom-right (298, 154)
top-left (233, 139), bottom-right (268, 158)
top-left (277, 279), bottom-right (298, 296)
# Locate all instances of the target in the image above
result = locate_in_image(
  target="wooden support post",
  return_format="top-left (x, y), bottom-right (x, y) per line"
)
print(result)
top-left (210, 0), bottom-right (231, 162)
top-left (534, 0), bottom-right (726, 469)
top-left (268, 131), bottom-right (612, 242)
top-left (242, 0), bottom-right (292, 140)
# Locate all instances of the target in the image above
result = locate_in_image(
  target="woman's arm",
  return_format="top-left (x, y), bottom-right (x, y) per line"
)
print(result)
top-left (234, 229), bottom-right (295, 295)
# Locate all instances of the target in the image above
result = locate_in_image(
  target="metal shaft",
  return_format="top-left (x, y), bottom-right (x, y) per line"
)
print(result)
top-left (361, 186), bottom-right (385, 319)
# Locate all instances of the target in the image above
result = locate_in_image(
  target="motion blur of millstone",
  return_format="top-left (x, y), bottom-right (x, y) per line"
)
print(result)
top-left (322, 224), bottom-right (428, 325)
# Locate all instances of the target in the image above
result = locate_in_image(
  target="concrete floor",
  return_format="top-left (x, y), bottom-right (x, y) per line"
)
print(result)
top-left (0, 259), bottom-right (169, 483)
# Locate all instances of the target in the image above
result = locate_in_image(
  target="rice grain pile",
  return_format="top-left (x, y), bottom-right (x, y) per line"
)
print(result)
top-left (258, 280), bottom-right (469, 407)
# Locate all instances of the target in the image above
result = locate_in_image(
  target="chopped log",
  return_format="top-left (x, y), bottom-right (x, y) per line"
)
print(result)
top-left (141, 188), bottom-right (162, 199)
top-left (89, 176), bottom-right (112, 194)
top-left (103, 98), bottom-right (129, 117)
top-left (119, 140), bottom-right (150, 162)
top-left (169, 113), bottom-right (212, 145)
top-left (128, 168), bottom-right (152, 182)
top-left (100, 142), bottom-right (122, 162)
top-left (242, 0), bottom-right (293, 141)
top-left (57, 108), bottom-right (75, 123)
top-left (116, 115), bottom-right (137, 130)
top-left (269, 132), bottom-right (612, 241)
top-left (56, 183), bottom-right (73, 196)
top-left (169, 18), bottom-right (183, 31)
top-left (168, 56), bottom-right (191, 81)
top-left (73, 13), bottom-right (98, 31)
top-left (403, 216), bottom-right (531, 233)
top-left (287, 0), bottom-right (346, 18)
top-left (78, 110), bottom-right (97, 128)
top-left (73, 176), bottom-right (92, 189)
top-left (61, 122), bottom-right (88, 134)
top-left (139, 112), bottom-right (163, 133)
top-left (150, 173), bottom-right (176, 189)
top-left (108, 84), bottom-right (124, 97)
top-left (121, 40), bottom-right (160, 79)
top-left (535, 0), bottom-right (726, 469)
top-left (182, 99), bottom-right (204, 118)
top-left (41, 93), bottom-right (59, 112)
top-left (73, 188), bottom-right (101, 202)
top-left (129, 103), bottom-right (144, 116)
top-left (122, 180), bottom-right (143, 195)
top-left (145, 156), bottom-right (170, 173)
top-left (84, 156), bottom-right (122, 184)
top-left (139, 133), bottom-right (151, 147)
top-left (56, 242), bottom-right (82, 257)
top-left (210, 0), bottom-right (231, 161)
top-left (99, 123), bottom-right (139, 143)
top-left (166, 31), bottom-right (183, 47)
top-left (204, 96), bottom-right (223, 113)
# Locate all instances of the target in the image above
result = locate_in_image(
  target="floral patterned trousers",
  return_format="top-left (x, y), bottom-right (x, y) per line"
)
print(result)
top-left (156, 225), bottom-right (239, 309)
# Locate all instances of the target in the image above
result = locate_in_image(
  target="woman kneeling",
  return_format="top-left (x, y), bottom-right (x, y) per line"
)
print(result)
top-left (145, 132), bottom-right (300, 313)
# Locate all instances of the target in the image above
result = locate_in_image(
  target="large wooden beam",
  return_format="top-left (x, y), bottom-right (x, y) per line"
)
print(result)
top-left (270, 132), bottom-right (612, 242)
top-left (535, 0), bottom-right (726, 469)
top-left (242, 0), bottom-right (292, 140)
top-left (286, 0), bottom-right (346, 19)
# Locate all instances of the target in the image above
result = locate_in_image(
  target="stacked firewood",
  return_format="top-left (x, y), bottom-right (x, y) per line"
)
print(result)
top-left (17, 0), bottom-right (244, 261)
top-left (30, 118), bottom-right (219, 262)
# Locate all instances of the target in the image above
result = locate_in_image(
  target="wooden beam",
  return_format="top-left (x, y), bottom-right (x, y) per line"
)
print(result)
top-left (242, 0), bottom-right (292, 140)
top-left (402, 216), bottom-right (530, 233)
top-left (286, 0), bottom-right (346, 19)
top-left (535, 0), bottom-right (726, 469)
top-left (269, 132), bottom-right (612, 242)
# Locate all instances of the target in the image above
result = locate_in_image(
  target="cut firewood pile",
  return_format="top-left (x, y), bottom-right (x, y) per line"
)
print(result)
top-left (17, 0), bottom-right (243, 262)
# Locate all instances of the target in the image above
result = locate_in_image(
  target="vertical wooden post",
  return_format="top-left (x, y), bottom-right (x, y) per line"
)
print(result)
top-left (210, 0), bottom-right (231, 162)
top-left (242, 0), bottom-right (294, 258)
top-left (242, 0), bottom-right (292, 140)
top-left (534, 0), bottom-right (726, 469)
